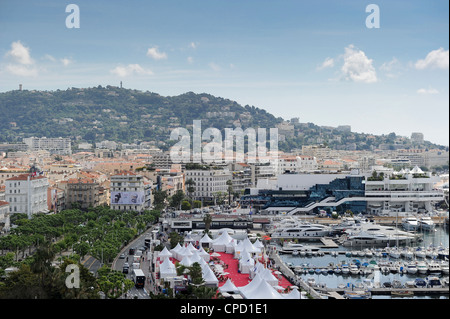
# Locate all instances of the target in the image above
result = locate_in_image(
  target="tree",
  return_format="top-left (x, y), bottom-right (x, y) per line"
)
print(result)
top-left (170, 190), bottom-right (185, 209)
top-left (186, 178), bottom-right (195, 200)
top-left (188, 262), bottom-right (204, 285)
top-left (203, 214), bottom-right (213, 233)
top-left (153, 190), bottom-right (168, 209)
top-left (97, 265), bottom-right (134, 299)
top-left (181, 200), bottom-right (191, 211)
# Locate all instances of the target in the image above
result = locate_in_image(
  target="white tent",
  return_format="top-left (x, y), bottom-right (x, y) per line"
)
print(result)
top-left (212, 230), bottom-right (233, 252)
top-left (187, 242), bottom-right (198, 252)
top-left (159, 257), bottom-right (177, 279)
top-left (198, 247), bottom-right (211, 262)
top-left (170, 243), bottom-right (182, 259)
top-left (219, 278), bottom-right (240, 294)
top-left (238, 249), bottom-right (255, 274)
top-left (239, 273), bottom-right (263, 297)
top-left (158, 246), bottom-right (173, 260)
top-left (199, 233), bottom-right (214, 248)
top-left (179, 255), bottom-right (194, 267)
top-left (259, 268), bottom-right (278, 286)
top-left (176, 246), bottom-right (193, 261)
top-left (235, 237), bottom-right (261, 258)
top-left (253, 239), bottom-right (264, 249)
top-left (282, 287), bottom-right (301, 299)
top-left (242, 277), bottom-right (284, 299)
top-left (225, 239), bottom-right (236, 254)
top-left (201, 264), bottom-right (219, 287)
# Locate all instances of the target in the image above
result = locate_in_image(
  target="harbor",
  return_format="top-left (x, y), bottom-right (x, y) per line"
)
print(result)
top-left (271, 220), bottom-right (449, 299)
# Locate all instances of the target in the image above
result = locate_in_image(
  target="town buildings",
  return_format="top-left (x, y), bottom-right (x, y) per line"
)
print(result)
top-left (110, 171), bottom-right (152, 212)
top-left (5, 173), bottom-right (49, 218)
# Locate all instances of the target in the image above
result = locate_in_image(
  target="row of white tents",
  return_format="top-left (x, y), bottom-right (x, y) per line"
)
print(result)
top-left (219, 274), bottom-right (302, 299)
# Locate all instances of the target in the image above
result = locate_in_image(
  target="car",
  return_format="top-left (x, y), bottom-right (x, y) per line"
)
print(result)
top-left (122, 266), bottom-right (129, 274)
top-left (119, 253), bottom-right (126, 259)
top-left (124, 262), bottom-right (129, 268)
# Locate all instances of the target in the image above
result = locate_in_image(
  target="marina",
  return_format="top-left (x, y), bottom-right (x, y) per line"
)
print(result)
top-left (275, 222), bottom-right (449, 299)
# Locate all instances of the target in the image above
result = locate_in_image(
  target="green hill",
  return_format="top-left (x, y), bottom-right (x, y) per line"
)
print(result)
top-left (0, 86), bottom-right (446, 152)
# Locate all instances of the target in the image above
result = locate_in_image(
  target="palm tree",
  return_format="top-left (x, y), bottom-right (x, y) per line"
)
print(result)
top-left (226, 179), bottom-right (233, 205)
top-left (186, 178), bottom-right (196, 200)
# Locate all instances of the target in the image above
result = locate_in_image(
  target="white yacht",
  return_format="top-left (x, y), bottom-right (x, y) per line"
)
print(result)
top-left (406, 262), bottom-right (418, 275)
top-left (416, 261), bottom-right (429, 274)
top-left (440, 261), bottom-right (449, 275)
top-left (270, 222), bottom-right (332, 239)
top-left (402, 216), bottom-right (419, 231)
top-left (341, 223), bottom-right (418, 247)
top-left (279, 242), bottom-right (321, 255)
top-left (419, 216), bottom-right (435, 231)
top-left (427, 261), bottom-right (441, 275)
top-left (350, 264), bottom-right (360, 275)
top-left (341, 264), bottom-right (350, 275)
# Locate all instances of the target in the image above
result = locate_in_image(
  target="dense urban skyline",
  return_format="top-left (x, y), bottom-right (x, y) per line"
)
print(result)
top-left (0, 0), bottom-right (448, 146)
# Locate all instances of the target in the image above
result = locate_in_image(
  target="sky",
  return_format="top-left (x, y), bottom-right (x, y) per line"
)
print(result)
top-left (0, 0), bottom-right (448, 146)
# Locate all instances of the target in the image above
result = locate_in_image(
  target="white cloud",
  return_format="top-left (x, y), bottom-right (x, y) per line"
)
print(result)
top-left (110, 64), bottom-right (153, 77)
top-left (146, 47), bottom-right (167, 60)
top-left (415, 48), bottom-right (449, 70)
top-left (317, 57), bottom-right (334, 70)
top-left (380, 57), bottom-right (402, 78)
top-left (5, 64), bottom-right (38, 77)
top-left (341, 45), bottom-right (377, 83)
top-left (61, 58), bottom-right (73, 66)
top-left (187, 56), bottom-right (194, 64)
top-left (208, 62), bottom-right (221, 71)
top-left (5, 41), bottom-right (34, 65)
top-left (190, 42), bottom-right (197, 49)
top-left (417, 88), bottom-right (439, 95)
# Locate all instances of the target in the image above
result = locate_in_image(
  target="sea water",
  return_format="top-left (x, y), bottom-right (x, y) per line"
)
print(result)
top-left (279, 225), bottom-right (449, 299)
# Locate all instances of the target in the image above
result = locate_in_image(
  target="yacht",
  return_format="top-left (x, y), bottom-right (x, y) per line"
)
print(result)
top-left (389, 247), bottom-right (401, 259)
top-left (332, 217), bottom-right (359, 234)
top-left (402, 216), bottom-right (419, 231)
top-left (419, 216), bottom-right (435, 231)
top-left (341, 264), bottom-right (350, 275)
top-left (426, 276), bottom-right (442, 288)
top-left (416, 261), bottom-right (428, 274)
top-left (414, 247), bottom-right (426, 259)
top-left (341, 223), bottom-right (418, 247)
top-left (406, 262), bottom-right (418, 275)
top-left (350, 264), bottom-right (360, 275)
top-left (427, 261), bottom-right (441, 275)
top-left (440, 261), bottom-right (449, 275)
top-left (270, 222), bottom-right (332, 239)
top-left (279, 242), bottom-right (321, 255)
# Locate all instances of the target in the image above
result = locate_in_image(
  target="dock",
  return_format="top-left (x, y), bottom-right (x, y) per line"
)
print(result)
top-left (319, 237), bottom-right (339, 248)
top-left (315, 286), bottom-right (449, 297)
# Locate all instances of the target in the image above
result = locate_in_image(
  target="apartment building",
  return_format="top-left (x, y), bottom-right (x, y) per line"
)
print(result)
top-left (66, 178), bottom-right (106, 210)
top-left (23, 137), bottom-right (72, 155)
top-left (0, 201), bottom-right (10, 233)
top-left (5, 173), bottom-right (49, 218)
top-left (110, 171), bottom-right (152, 211)
top-left (185, 167), bottom-right (232, 202)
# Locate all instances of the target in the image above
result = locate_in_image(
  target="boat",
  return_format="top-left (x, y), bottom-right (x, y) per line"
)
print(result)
top-left (341, 223), bottom-right (418, 247)
top-left (406, 262), bottom-right (418, 275)
top-left (416, 261), bottom-right (429, 274)
top-left (402, 216), bottom-right (419, 231)
top-left (414, 278), bottom-right (427, 288)
top-left (426, 276), bottom-right (442, 288)
top-left (307, 277), bottom-right (316, 287)
top-left (428, 261), bottom-right (442, 275)
top-left (341, 264), bottom-right (350, 275)
top-left (389, 247), bottom-right (401, 259)
top-left (350, 264), bottom-right (360, 275)
top-left (343, 289), bottom-right (371, 299)
top-left (279, 242), bottom-right (321, 255)
top-left (419, 215), bottom-right (435, 231)
top-left (414, 247), bottom-right (426, 259)
top-left (292, 250), bottom-right (299, 256)
top-left (270, 222), bottom-right (332, 239)
top-left (440, 261), bottom-right (449, 275)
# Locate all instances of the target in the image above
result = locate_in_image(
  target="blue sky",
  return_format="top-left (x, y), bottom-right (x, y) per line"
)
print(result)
top-left (0, 0), bottom-right (448, 146)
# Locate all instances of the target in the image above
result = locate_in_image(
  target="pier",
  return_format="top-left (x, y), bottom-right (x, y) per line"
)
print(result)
top-left (315, 286), bottom-right (449, 297)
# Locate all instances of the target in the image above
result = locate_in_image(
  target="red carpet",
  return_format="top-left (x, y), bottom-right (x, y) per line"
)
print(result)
top-left (213, 252), bottom-right (292, 290)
